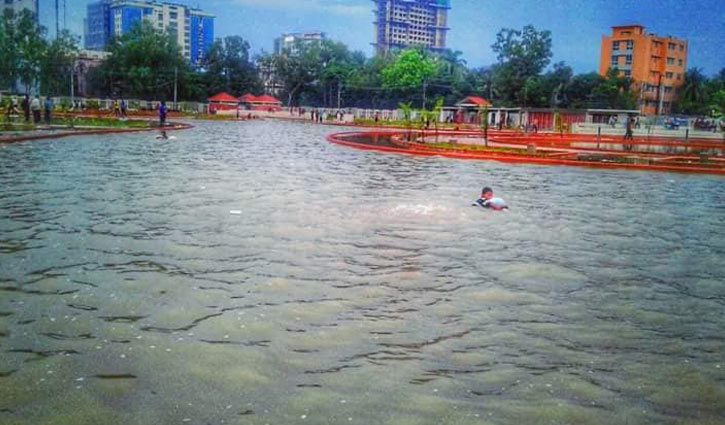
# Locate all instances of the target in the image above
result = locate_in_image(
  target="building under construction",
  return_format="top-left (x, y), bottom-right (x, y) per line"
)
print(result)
top-left (372, 0), bottom-right (450, 54)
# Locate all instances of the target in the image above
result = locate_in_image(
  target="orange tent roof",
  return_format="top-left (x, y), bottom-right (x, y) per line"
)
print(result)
top-left (208, 92), bottom-right (239, 103)
top-left (458, 96), bottom-right (491, 107)
top-left (239, 94), bottom-right (282, 105)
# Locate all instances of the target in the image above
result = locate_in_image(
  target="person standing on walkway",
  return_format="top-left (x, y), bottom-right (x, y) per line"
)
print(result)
top-left (30, 96), bottom-right (41, 123)
top-left (22, 95), bottom-right (30, 122)
top-left (158, 101), bottom-right (167, 127)
top-left (623, 117), bottom-right (634, 140)
top-left (44, 97), bottom-right (53, 124)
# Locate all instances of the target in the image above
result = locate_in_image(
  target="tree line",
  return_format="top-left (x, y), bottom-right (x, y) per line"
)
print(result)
top-left (1, 10), bottom-right (723, 117)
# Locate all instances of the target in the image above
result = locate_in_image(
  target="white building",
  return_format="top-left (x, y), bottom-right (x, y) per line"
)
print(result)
top-left (273, 31), bottom-right (327, 55)
top-left (2, 0), bottom-right (39, 21)
top-left (86, 1), bottom-right (214, 66)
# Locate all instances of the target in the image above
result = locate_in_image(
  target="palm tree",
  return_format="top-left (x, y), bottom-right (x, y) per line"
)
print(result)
top-left (678, 68), bottom-right (709, 115)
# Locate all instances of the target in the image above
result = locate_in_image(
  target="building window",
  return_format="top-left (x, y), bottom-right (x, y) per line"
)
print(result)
top-left (626, 40), bottom-right (633, 50)
top-left (668, 42), bottom-right (676, 50)
top-left (611, 56), bottom-right (619, 66)
top-left (679, 44), bottom-right (684, 51)
top-left (664, 86), bottom-right (672, 93)
top-left (612, 41), bottom-right (620, 51)
top-left (666, 72), bottom-right (673, 79)
top-left (678, 59), bottom-right (683, 66)
top-left (677, 74), bottom-right (682, 80)
top-left (626, 55), bottom-right (632, 65)
top-left (623, 70), bottom-right (631, 77)
top-left (170, 12), bottom-right (177, 19)
top-left (667, 57), bottom-right (675, 65)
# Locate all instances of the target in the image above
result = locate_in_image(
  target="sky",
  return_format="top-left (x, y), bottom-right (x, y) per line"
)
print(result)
top-left (44, 0), bottom-right (724, 76)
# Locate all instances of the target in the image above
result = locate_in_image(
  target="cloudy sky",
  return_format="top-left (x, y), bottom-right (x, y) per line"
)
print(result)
top-left (44, 0), bottom-right (724, 75)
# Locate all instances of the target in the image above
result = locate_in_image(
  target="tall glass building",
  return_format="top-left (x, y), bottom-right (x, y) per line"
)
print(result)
top-left (372, 0), bottom-right (450, 54)
top-left (84, 0), bottom-right (214, 67)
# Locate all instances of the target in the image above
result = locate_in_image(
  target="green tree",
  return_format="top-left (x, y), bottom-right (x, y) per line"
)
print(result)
top-left (382, 48), bottom-right (436, 108)
top-left (91, 21), bottom-right (193, 100)
top-left (675, 68), bottom-right (709, 115)
top-left (266, 40), bottom-right (324, 106)
top-left (203, 36), bottom-right (261, 96)
top-left (40, 29), bottom-right (79, 96)
top-left (567, 72), bottom-right (606, 109)
top-left (9, 9), bottom-right (47, 94)
top-left (590, 68), bottom-right (637, 110)
top-left (491, 25), bottom-right (553, 103)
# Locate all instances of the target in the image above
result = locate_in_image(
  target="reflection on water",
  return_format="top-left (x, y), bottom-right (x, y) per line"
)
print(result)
top-left (1, 120), bottom-right (724, 425)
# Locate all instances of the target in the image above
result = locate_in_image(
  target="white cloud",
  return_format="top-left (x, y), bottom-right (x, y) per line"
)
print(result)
top-left (218, 0), bottom-right (370, 17)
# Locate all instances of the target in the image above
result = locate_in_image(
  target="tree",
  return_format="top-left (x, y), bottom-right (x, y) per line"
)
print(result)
top-left (675, 68), bottom-right (709, 115)
top-left (5, 9), bottom-right (47, 94)
top-left (267, 41), bottom-right (323, 106)
top-left (91, 21), bottom-right (192, 100)
top-left (567, 72), bottom-right (605, 109)
top-left (40, 29), bottom-right (79, 96)
top-left (203, 36), bottom-right (261, 96)
top-left (382, 48), bottom-right (436, 108)
top-left (491, 25), bottom-right (553, 103)
top-left (590, 68), bottom-right (637, 110)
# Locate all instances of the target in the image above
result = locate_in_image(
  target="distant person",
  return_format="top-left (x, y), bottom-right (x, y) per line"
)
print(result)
top-left (624, 117), bottom-right (634, 141)
top-left (158, 101), bottom-right (167, 127)
top-left (473, 187), bottom-right (508, 211)
top-left (120, 98), bottom-right (128, 118)
top-left (21, 95), bottom-right (30, 122)
top-left (30, 96), bottom-right (41, 123)
top-left (44, 97), bottom-right (53, 124)
top-left (6, 95), bottom-right (19, 119)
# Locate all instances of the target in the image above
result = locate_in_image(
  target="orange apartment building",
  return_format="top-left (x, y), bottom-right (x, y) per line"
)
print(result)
top-left (600, 25), bottom-right (688, 116)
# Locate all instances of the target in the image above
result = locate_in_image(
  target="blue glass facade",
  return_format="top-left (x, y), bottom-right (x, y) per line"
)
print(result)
top-left (84, 1), bottom-right (214, 66)
top-left (190, 15), bottom-right (214, 66)
top-left (120, 6), bottom-right (143, 34)
top-left (84, 0), bottom-right (112, 50)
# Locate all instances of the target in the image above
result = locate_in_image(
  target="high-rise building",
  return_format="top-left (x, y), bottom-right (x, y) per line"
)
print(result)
top-left (372, 0), bottom-right (450, 54)
top-left (84, 0), bottom-right (214, 67)
top-left (2, 0), bottom-right (39, 22)
top-left (600, 25), bottom-right (688, 115)
top-left (274, 31), bottom-right (327, 55)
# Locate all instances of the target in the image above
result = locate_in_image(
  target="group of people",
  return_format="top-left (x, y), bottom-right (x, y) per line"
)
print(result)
top-left (693, 117), bottom-right (721, 132)
top-left (113, 98), bottom-right (128, 119)
top-left (3, 94), bottom-right (54, 124)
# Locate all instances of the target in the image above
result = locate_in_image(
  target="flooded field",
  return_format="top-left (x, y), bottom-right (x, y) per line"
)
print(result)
top-left (1, 120), bottom-right (724, 425)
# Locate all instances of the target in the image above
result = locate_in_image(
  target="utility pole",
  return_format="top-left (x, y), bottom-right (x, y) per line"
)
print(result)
top-left (422, 80), bottom-right (427, 110)
top-left (173, 66), bottom-right (178, 105)
top-left (55, 0), bottom-right (59, 39)
top-left (70, 59), bottom-right (74, 106)
top-left (337, 80), bottom-right (342, 110)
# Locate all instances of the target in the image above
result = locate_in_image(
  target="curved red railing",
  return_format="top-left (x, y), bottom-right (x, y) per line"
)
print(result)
top-left (326, 130), bottom-right (725, 176)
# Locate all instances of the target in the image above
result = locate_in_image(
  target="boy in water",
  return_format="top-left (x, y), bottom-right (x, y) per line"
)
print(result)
top-left (474, 187), bottom-right (508, 210)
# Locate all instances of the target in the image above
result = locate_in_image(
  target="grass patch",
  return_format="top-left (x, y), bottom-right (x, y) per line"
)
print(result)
top-left (420, 142), bottom-right (551, 157)
top-left (51, 116), bottom-right (152, 129)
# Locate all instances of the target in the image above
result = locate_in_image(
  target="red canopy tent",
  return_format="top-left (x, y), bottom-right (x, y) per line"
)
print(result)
top-left (208, 92), bottom-right (240, 113)
top-left (239, 94), bottom-right (283, 112)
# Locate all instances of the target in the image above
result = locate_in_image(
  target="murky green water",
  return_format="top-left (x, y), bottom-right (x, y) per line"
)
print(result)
top-left (1, 120), bottom-right (724, 425)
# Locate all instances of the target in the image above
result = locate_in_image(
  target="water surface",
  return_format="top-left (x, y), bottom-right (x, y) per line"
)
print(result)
top-left (1, 120), bottom-right (724, 425)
